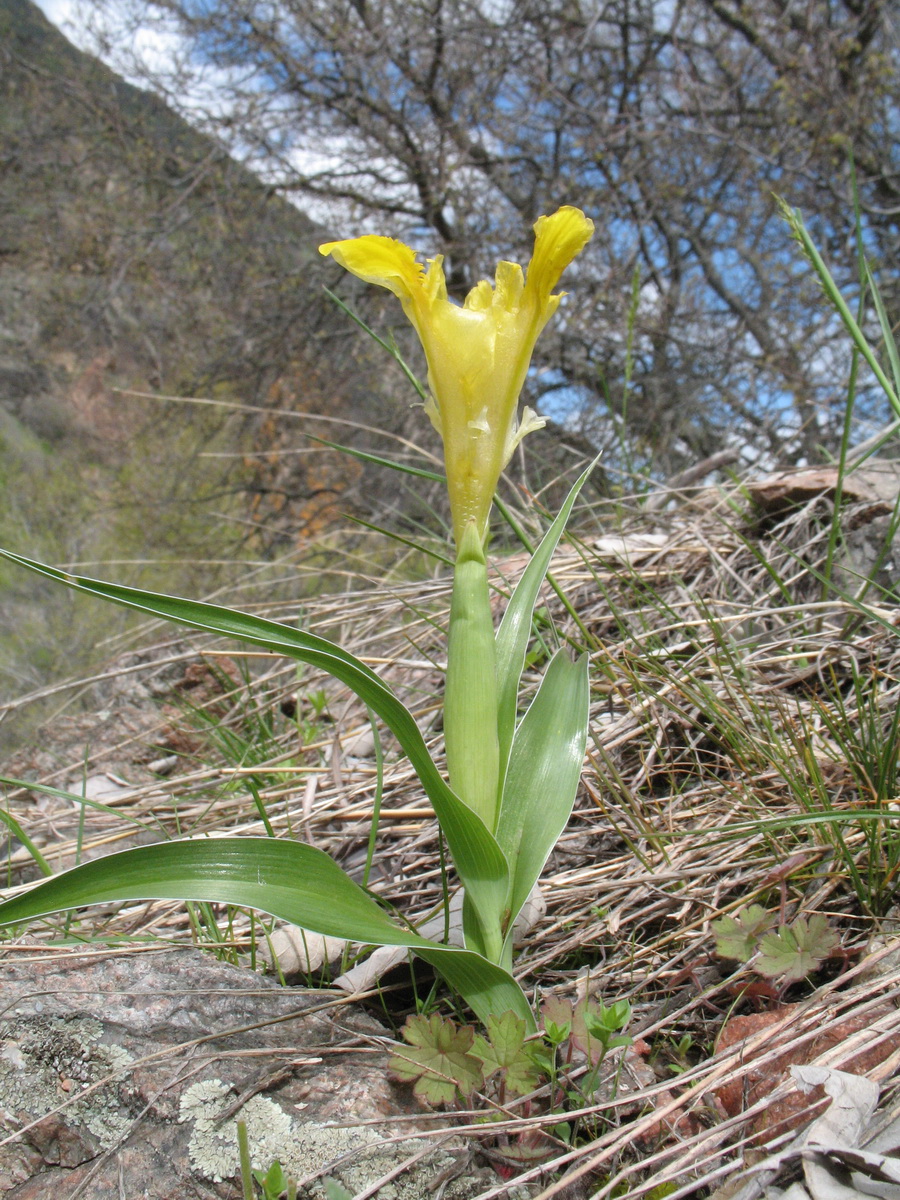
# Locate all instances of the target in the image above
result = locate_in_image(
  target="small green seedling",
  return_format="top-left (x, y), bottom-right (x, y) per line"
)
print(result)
top-left (389, 1012), bottom-right (486, 1107)
top-left (323, 1181), bottom-right (353, 1200)
top-left (238, 1122), bottom-right (298, 1200)
top-left (542, 995), bottom-right (632, 1068)
top-left (252, 1159), bottom-right (296, 1199)
top-left (712, 905), bottom-right (839, 984)
top-left (667, 1033), bottom-right (694, 1075)
top-left (539, 992), bottom-right (633, 1116)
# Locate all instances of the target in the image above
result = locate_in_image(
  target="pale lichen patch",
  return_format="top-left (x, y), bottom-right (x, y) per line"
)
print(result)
top-left (178, 1077), bottom-right (508, 1198)
top-left (180, 1079), bottom-right (294, 1184)
top-left (0, 1014), bottom-right (133, 1149)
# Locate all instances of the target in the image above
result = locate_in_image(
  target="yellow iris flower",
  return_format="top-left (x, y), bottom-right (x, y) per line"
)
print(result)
top-left (319, 206), bottom-right (594, 545)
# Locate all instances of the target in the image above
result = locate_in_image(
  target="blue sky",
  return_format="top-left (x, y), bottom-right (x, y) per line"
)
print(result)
top-left (35, 1), bottom-right (91, 45)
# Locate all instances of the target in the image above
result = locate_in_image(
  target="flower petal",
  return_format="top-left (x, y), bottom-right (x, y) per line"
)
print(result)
top-left (491, 261), bottom-right (525, 313)
top-left (504, 405), bottom-right (547, 462)
top-left (525, 207), bottom-right (595, 303)
top-left (319, 235), bottom-right (426, 303)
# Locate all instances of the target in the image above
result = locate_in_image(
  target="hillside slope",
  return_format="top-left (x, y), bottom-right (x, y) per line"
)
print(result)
top-left (3, 0), bottom-right (436, 535)
top-left (0, 0), bottom-right (427, 696)
top-left (0, 0), bottom-right (606, 709)
top-left (2, 0), bottom-right (334, 428)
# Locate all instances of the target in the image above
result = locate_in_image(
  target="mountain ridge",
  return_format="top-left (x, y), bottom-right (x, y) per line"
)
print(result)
top-left (0, 0), bottom-right (430, 701)
top-left (0, 0), bottom-right (430, 553)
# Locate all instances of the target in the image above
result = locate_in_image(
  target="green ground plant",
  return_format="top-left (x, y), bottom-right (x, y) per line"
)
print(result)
top-left (0, 207), bottom-right (597, 1029)
top-left (712, 904), bottom-right (840, 986)
top-left (385, 997), bottom-right (632, 1164)
top-left (1, 196), bottom-right (899, 1198)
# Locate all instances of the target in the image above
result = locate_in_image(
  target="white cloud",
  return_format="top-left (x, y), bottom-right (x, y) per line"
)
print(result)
top-left (32, 0), bottom-right (186, 88)
top-left (32, 0), bottom-right (91, 46)
top-left (32, 0), bottom-right (69, 21)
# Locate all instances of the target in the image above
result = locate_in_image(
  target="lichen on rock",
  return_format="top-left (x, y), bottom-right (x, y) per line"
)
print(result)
top-left (178, 1077), bottom-right (505, 1198)
top-left (180, 1079), bottom-right (295, 1184)
top-left (0, 1012), bottom-right (134, 1152)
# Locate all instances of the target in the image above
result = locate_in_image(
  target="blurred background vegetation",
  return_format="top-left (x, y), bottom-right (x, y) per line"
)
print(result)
top-left (0, 0), bottom-right (442, 704)
top-left (1, 0), bottom-right (898, 706)
top-left (56, 0), bottom-right (900, 469)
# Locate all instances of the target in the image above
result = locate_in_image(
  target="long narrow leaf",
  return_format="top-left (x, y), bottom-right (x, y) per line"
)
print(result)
top-left (0, 838), bottom-right (532, 1028)
top-left (0, 805), bottom-right (52, 877)
top-left (302, 431), bottom-right (445, 485)
top-left (0, 549), bottom-right (510, 935)
top-left (866, 262), bottom-right (900, 398)
top-left (495, 651), bottom-right (590, 951)
top-left (777, 199), bottom-right (900, 417)
top-left (0, 774), bottom-right (159, 831)
top-left (324, 288), bottom-right (429, 403)
top-left (495, 462), bottom-right (596, 779)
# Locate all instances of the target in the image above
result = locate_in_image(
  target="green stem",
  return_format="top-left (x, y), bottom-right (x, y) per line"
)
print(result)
top-left (499, 933), bottom-right (514, 974)
top-left (444, 523), bottom-right (500, 830)
top-left (462, 890), bottom-right (505, 962)
top-left (236, 1121), bottom-right (255, 1200)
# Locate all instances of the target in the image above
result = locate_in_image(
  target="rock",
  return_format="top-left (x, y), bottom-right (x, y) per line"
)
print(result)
top-left (851, 459), bottom-right (900, 504)
top-left (713, 1002), bottom-right (897, 1144)
top-left (592, 533), bottom-right (670, 562)
top-left (746, 466), bottom-right (883, 515)
top-left (0, 947), bottom-right (508, 1198)
top-left (260, 927), bottom-right (348, 977)
top-left (860, 914), bottom-right (900, 983)
top-left (746, 461), bottom-right (900, 602)
top-left (832, 511), bottom-right (900, 600)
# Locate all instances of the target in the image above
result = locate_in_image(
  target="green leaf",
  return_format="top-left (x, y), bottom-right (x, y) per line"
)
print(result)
top-left (866, 262), bottom-right (900, 399)
top-left (776, 199), bottom-right (900, 418)
top-left (0, 774), bottom-right (155, 832)
top-left (569, 996), bottom-right (632, 1066)
top-left (414, 941), bottom-right (534, 1031)
top-left (253, 1161), bottom-right (288, 1197)
top-left (0, 837), bottom-right (533, 1028)
top-left (0, 549), bottom-right (510, 954)
top-left (495, 650), bottom-right (590, 945)
top-left (712, 904), bottom-right (776, 963)
top-left (323, 1180), bottom-right (354, 1200)
top-left (389, 1013), bottom-right (484, 1106)
top-left (540, 995), bottom-right (573, 1045)
top-left (495, 461), bottom-right (597, 780)
top-left (0, 801), bottom-right (52, 877)
top-left (755, 914), bottom-right (839, 982)
top-left (471, 1010), bottom-right (544, 1097)
top-left (582, 997), bottom-right (632, 1047)
top-left (323, 288), bottom-right (429, 404)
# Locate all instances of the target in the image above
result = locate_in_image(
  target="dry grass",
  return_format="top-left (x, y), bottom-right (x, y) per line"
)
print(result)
top-left (1, 469), bottom-right (899, 1199)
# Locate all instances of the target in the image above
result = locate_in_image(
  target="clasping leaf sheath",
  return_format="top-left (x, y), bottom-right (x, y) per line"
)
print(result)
top-left (444, 522), bottom-right (500, 830)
